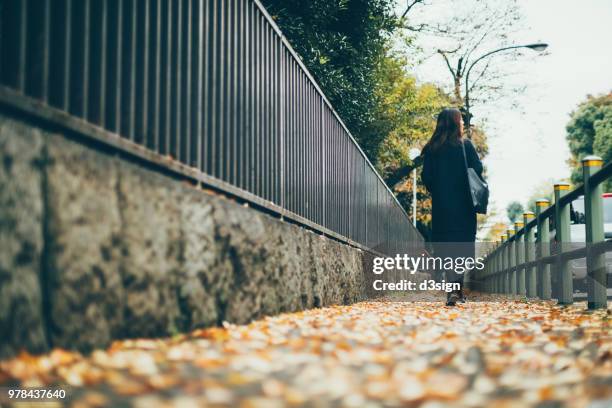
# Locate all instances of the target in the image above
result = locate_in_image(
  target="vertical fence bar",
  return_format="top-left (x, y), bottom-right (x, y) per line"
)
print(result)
top-left (163, 0), bottom-right (172, 155)
top-left (126, 0), bottom-right (136, 139)
top-left (41, 0), bottom-right (51, 103)
top-left (554, 182), bottom-right (573, 305)
top-left (152, 0), bottom-right (162, 153)
top-left (278, 34), bottom-right (284, 209)
top-left (193, 0), bottom-right (201, 166)
top-left (24, 0), bottom-right (47, 100)
top-left (524, 212), bottom-right (537, 298)
top-left (63, 0), bottom-right (73, 111)
top-left (582, 156), bottom-right (607, 309)
top-left (536, 199), bottom-right (552, 300)
top-left (176, 0), bottom-right (184, 161)
top-left (137, 0), bottom-right (149, 145)
top-left (227, 0), bottom-right (235, 181)
top-left (18, 0), bottom-right (27, 92)
top-left (184, 0), bottom-right (192, 164)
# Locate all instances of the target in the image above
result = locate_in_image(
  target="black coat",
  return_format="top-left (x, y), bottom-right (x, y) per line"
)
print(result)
top-left (422, 139), bottom-right (483, 242)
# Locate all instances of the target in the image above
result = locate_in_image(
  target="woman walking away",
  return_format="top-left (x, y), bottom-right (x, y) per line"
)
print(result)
top-left (422, 108), bottom-right (484, 306)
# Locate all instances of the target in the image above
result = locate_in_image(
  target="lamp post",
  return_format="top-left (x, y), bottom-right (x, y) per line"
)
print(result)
top-left (409, 148), bottom-right (420, 227)
top-left (463, 43), bottom-right (548, 138)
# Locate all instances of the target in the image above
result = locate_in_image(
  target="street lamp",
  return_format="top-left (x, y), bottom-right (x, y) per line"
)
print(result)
top-left (409, 148), bottom-right (421, 227)
top-left (463, 42), bottom-right (548, 137)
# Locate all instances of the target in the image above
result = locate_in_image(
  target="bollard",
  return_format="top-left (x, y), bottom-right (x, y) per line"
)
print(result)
top-left (554, 182), bottom-right (573, 305)
top-left (582, 156), bottom-right (607, 309)
top-left (507, 229), bottom-right (516, 295)
top-left (515, 221), bottom-right (526, 296)
top-left (523, 212), bottom-right (537, 298)
top-left (536, 199), bottom-right (552, 300)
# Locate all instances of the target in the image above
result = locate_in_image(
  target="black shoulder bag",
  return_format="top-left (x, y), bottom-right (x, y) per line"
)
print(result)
top-left (461, 141), bottom-right (489, 214)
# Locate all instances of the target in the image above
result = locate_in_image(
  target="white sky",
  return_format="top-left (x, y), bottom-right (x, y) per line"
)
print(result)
top-left (398, 0), bottom-right (612, 231)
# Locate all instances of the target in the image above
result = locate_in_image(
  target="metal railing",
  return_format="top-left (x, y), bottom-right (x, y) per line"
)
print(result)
top-left (0, 0), bottom-right (424, 256)
top-left (476, 157), bottom-right (611, 309)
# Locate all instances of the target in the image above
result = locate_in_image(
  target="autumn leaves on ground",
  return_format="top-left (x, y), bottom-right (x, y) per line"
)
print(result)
top-left (1, 294), bottom-right (611, 408)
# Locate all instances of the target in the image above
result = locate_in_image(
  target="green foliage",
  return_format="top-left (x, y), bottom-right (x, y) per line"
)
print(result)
top-left (373, 53), bottom-right (451, 179)
top-left (261, 0), bottom-right (398, 160)
top-left (506, 201), bottom-right (524, 224)
top-left (566, 92), bottom-right (612, 192)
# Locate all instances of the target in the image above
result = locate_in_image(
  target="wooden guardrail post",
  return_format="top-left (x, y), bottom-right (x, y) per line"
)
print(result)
top-left (489, 244), bottom-right (495, 293)
top-left (536, 199), bottom-right (552, 300)
top-left (554, 182), bottom-right (573, 305)
top-left (489, 248), bottom-right (494, 293)
top-left (523, 212), bottom-right (537, 297)
top-left (498, 239), bottom-right (503, 293)
top-left (495, 241), bottom-right (501, 293)
top-left (515, 221), bottom-right (526, 296)
top-left (501, 234), bottom-right (507, 293)
top-left (492, 243), bottom-right (498, 293)
top-left (507, 228), bottom-right (516, 294)
top-left (483, 248), bottom-right (489, 293)
top-left (582, 156), bottom-right (607, 309)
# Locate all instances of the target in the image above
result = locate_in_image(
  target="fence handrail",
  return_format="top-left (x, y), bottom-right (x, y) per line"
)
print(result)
top-left (478, 158), bottom-right (610, 309)
top-left (489, 161), bottom-right (610, 248)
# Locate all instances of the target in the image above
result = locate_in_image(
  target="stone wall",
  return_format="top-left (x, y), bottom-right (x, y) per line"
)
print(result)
top-left (0, 111), bottom-right (374, 358)
top-left (0, 110), bottom-right (430, 358)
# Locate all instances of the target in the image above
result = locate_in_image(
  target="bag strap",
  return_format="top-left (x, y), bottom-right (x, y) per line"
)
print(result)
top-left (461, 139), bottom-right (470, 169)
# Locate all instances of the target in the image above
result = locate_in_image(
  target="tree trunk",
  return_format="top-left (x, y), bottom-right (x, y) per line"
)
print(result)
top-left (453, 76), bottom-right (464, 106)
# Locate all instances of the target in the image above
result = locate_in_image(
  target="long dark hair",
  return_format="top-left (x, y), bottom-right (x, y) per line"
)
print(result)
top-left (422, 108), bottom-right (464, 154)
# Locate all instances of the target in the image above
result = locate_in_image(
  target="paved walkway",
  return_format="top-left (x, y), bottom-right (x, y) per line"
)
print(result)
top-left (1, 294), bottom-right (611, 407)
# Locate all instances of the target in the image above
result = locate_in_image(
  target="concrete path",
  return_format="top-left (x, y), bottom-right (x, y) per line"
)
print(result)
top-left (1, 293), bottom-right (610, 407)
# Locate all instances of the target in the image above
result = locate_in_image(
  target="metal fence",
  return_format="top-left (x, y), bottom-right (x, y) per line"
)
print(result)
top-left (475, 158), bottom-right (611, 310)
top-left (0, 0), bottom-right (424, 256)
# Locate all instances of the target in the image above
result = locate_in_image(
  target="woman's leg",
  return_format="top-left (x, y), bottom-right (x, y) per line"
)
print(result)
top-left (434, 231), bottom-right (475, 305)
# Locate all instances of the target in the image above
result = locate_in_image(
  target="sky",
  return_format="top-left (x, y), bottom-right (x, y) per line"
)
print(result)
top-left (399, 0), bottom-right (612, 235)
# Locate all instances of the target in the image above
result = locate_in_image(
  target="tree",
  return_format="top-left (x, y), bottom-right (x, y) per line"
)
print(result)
top-left (399, 0), bottom-right (540, 121)
top-left (566, 92), bottom-right (612, 192)
top-left (260, 0), bottom-right (398, 160)
top-left (506, 201), bottom-right (524, 224)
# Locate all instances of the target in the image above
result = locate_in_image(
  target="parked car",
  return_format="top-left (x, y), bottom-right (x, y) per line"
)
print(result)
top-left (568, 193), bottom-right (612, 290)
